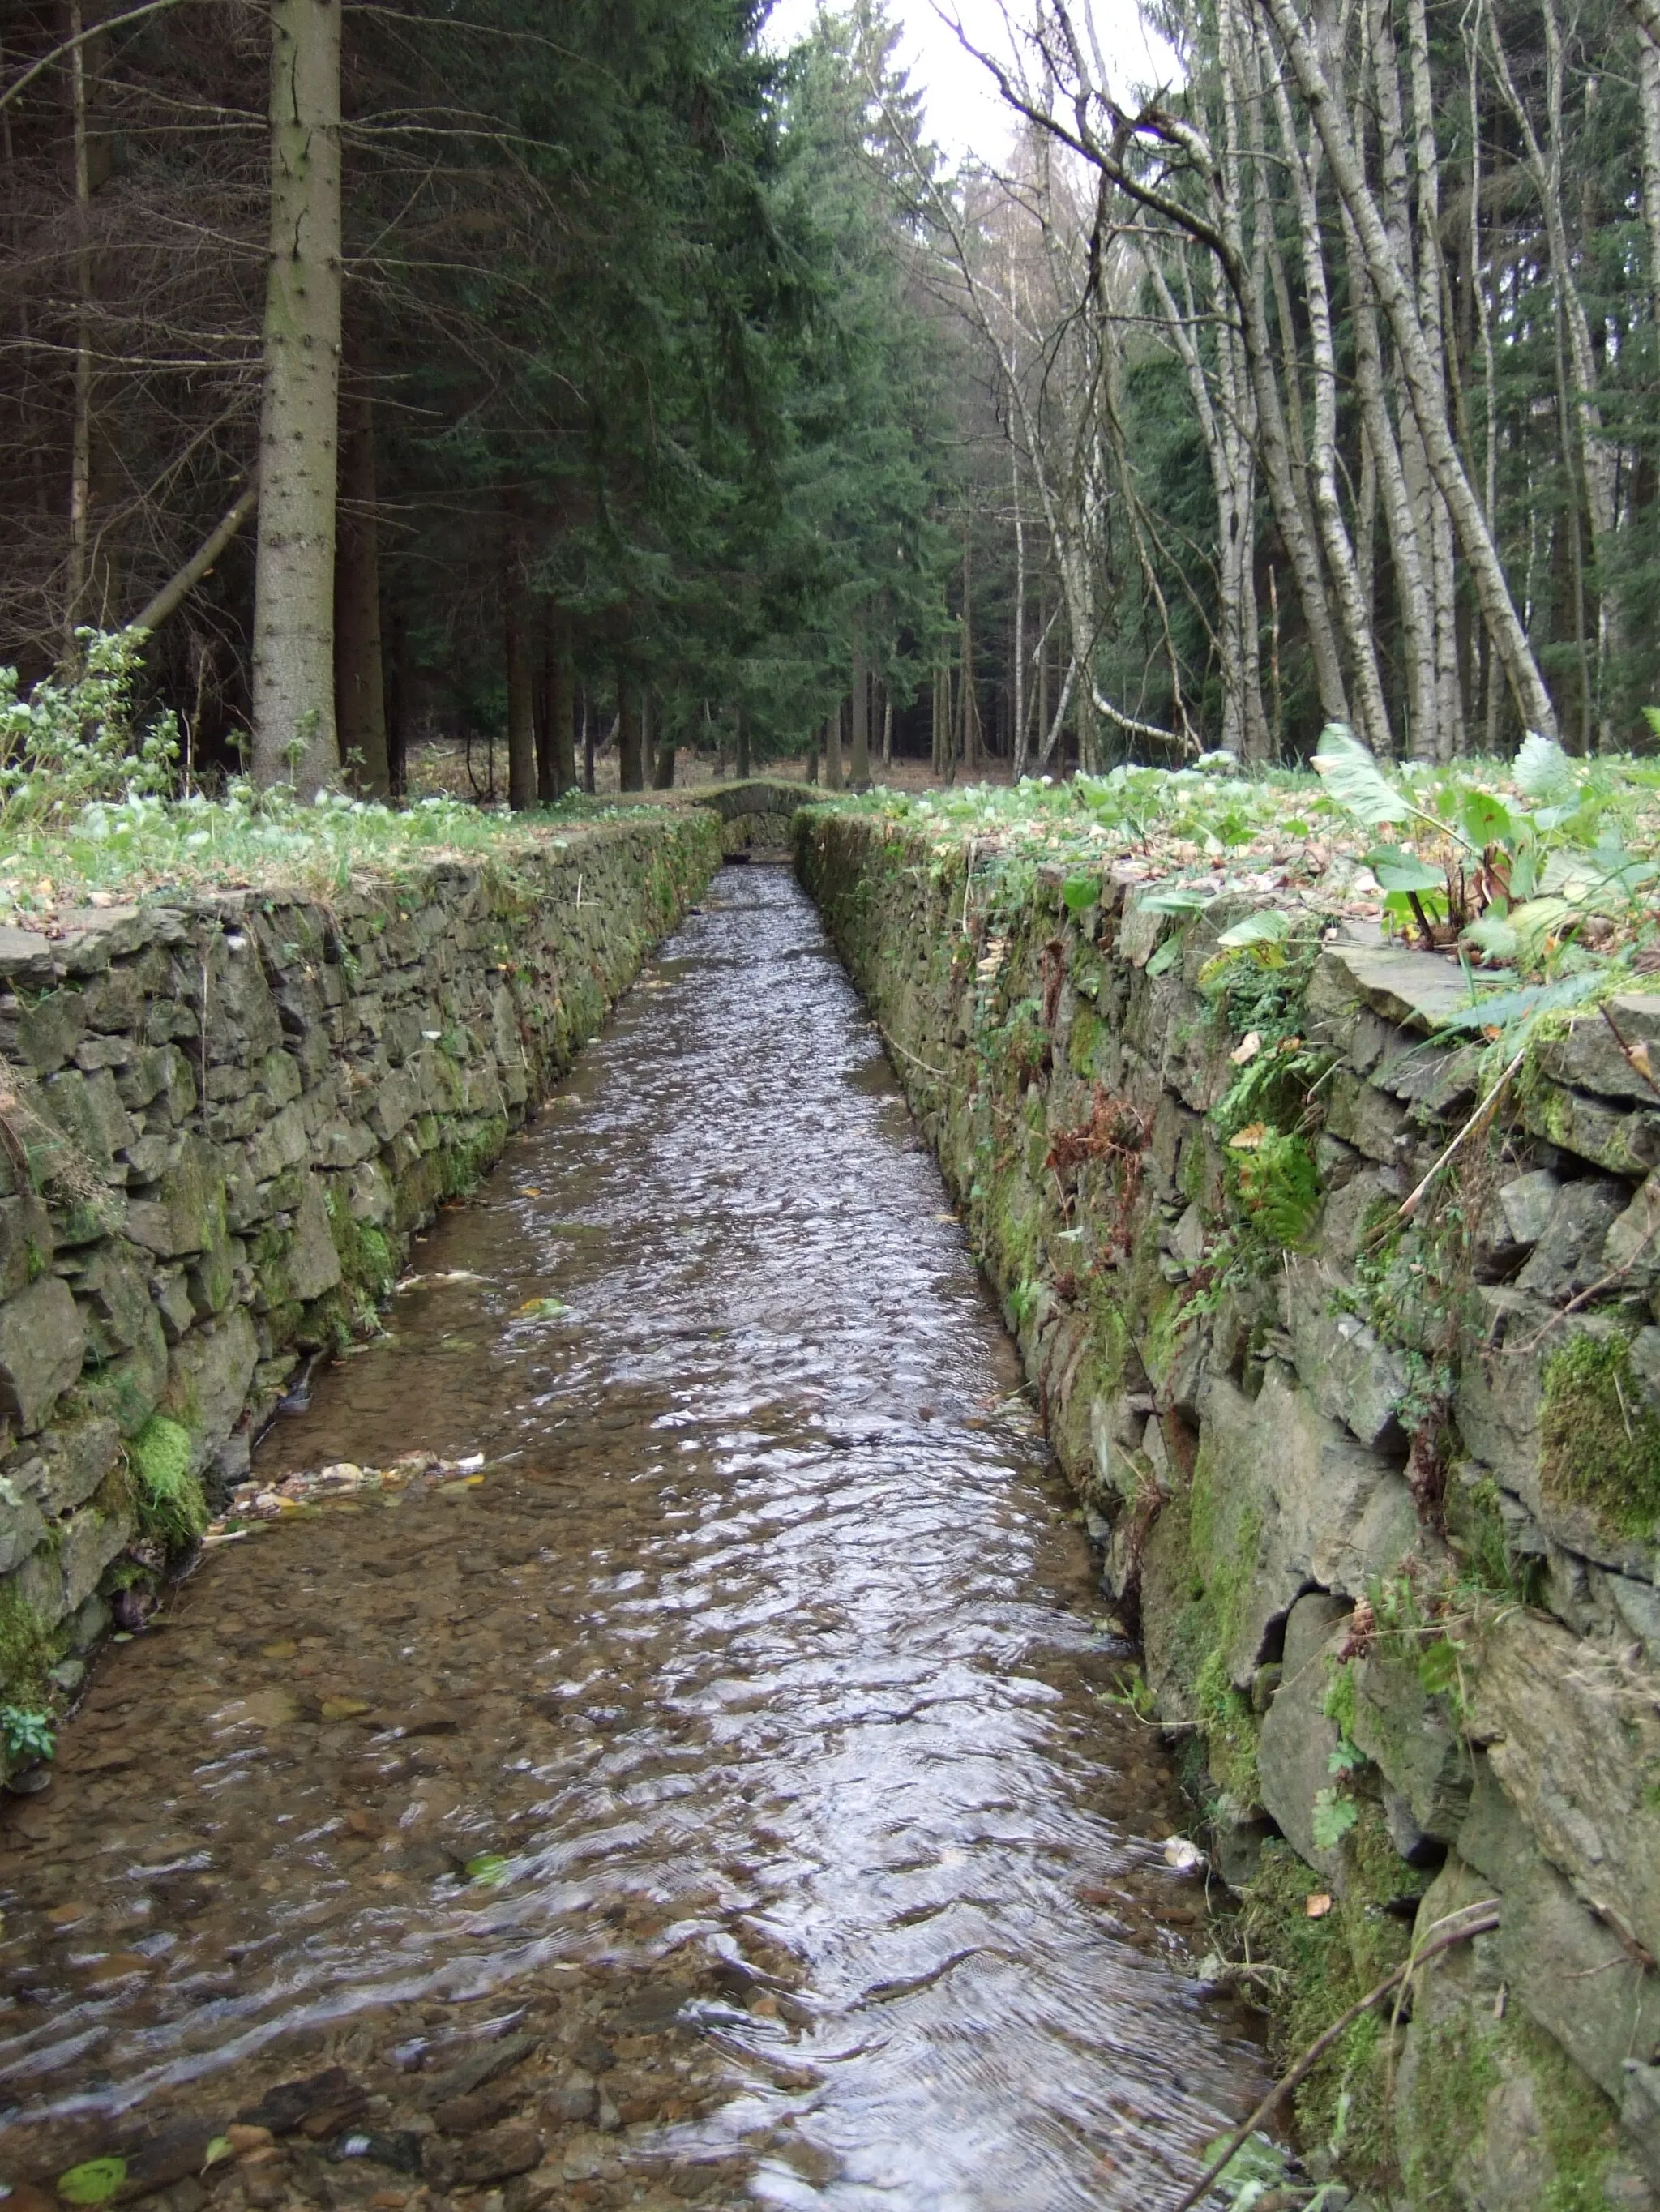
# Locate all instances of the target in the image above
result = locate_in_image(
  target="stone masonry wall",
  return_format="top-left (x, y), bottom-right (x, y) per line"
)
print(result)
top-left (0, 810), bottom-right (720, 1735)
top-left (799, 806), bottom-right (1660, 2210)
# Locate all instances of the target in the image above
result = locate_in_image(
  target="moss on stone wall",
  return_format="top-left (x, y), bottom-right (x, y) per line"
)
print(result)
top-left (130, 1414), bottom-right (208, 1549)
top-left (1541, 1330), bottom-right (1660, 1538)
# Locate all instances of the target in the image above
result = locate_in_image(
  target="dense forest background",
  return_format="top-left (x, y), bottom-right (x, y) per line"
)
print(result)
top-left (3, 0), bottom-right (1659, 789)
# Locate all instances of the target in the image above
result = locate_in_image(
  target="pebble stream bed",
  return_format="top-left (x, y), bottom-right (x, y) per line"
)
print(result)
top-left (1, 866), bottom-right (1263, 2212)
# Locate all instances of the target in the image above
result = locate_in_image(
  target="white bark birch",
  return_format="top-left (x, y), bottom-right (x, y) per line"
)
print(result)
top-left (1255, 0), bottom-right (1560, 738)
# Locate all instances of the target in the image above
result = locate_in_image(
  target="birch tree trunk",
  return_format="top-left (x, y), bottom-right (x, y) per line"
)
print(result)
top-left (1257, 0), bottom-right (1559, 738)
top-left (1483, 0), bottom-right (1615, 745)
top-left (1403, 0), bottom-right (1464, 755)
top-left (1262, 35), bottom-right (1393, 755)
top-left (1639, 21), bottom-right (1660, 324)
top-left (251, 0), bottom-right (343, 792)
top-left (1011, 428), bottom-right (1027, 779)
top-left (1223, 0), bottom-right (1351, 730)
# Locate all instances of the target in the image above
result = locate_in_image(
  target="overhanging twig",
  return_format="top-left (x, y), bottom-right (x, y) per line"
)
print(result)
top-left (1166, 1900), bottom-right (1500, 2212)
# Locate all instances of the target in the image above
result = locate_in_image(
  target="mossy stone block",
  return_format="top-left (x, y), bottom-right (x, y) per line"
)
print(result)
top-left (0, 1273), bottom-right (85, 1434)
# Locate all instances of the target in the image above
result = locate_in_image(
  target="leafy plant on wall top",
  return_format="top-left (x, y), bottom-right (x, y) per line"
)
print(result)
top-left (1313, 725), bottom-right (1658, 986)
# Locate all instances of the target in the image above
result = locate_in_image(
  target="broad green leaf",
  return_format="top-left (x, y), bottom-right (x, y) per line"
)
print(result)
top-left (1215, 909), bottom-right (1291, 949)
top-left (1515, 731), bottom-right (1577, 805)
top-left (1365, 845), bottom-right (1444, 893)
top-left (1459, 789), bottom-right (1515, 849)
top-left (1312, 724), bottom-right (1410, 826)
top-left (58, 2160), bottom-right (129, 2206)
top-left (1144, 935), bottom-right (1184, 978)
top-left (466, 1851), bottom-right (510, 1886)
top-left (1060, 875), bottom-right (1099, 914)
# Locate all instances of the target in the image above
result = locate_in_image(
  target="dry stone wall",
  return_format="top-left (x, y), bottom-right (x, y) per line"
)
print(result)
top-left (0, 810), bottom-right (719, 1729)
top-left (799, 806), bottom-right (1660, 2210)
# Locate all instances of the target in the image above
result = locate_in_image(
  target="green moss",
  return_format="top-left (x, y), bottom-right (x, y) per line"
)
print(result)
top-left (439, 1114), bottom-right (509, 1200)
top-left (1527, 2016), bottom-right (1626, 2212)
top-left (1194, 1647), bottom-right (1260, 1811)
top-left (1540, 1331), bottom-right (1660, 1537)
top-left (1234, 1819), bottom-right (1412, 2182)
top-left (325, 1185), bottom-right (397, 1303)
top-left (1084, 1278), bottom-right (1133, 1394)
top-left (129, 1414), bottom-right (208, 1550)
top-left (0, 1581), bottom-right (59, 1706)
top-left (1067, 1006), bottom-right (1104, 1079)
top-left (1324, 1658), bottom-right (1358, 1739)
top-left (1403, 2005), bottom-right (1624, 2211)
top-left (1402, 2008), bottom-right (1500, 2203)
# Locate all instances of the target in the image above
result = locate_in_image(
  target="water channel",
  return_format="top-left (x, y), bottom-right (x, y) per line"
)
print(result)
top-left (1, 866), bottom-right (1263, 2211)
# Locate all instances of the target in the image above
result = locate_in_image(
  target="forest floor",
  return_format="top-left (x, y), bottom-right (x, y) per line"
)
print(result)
top-left (404, 738), bottom-right (1016, 803)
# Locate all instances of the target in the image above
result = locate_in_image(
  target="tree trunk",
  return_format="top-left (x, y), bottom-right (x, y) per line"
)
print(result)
top-left (504, 573), bottom-right (535, 811)
top-left (335, 389), bottom-right (389, 797)
top-left (533, 607), bottom-right (554, 803)
top-left (736, 702), bottom-right (752, 779)
top-left (1262, 37), bottom-right (1393, 755)
top-left (824, 707), bottom-right (842, 789)
top-left (1404, 0), bottom-right (1464, 756)
top-left (384, 600), bottom-right (408, 798)
top-left (66, 0), bottom-right (95, 647)
top-left (251, 0), bottom-right (343, 792)
top-left (1640, 24), bottom-right (1660, 323)
top-left (849, 633), bottom-right (870, 787)
top-left (550, 611), bottom-right (575, 797)
top-left (1259, 0), bottom-right (1559, 739)
top-left (616, 665), bottom-right (644, 790)
top-left (1482, 0), bottom-right (1613, 745)
top-left (583, 688), bottom-right (596, 793)
top-left (652, 707), bottom-right (676, 788)
top-left (1225, 0), bottom-right (1351, 731)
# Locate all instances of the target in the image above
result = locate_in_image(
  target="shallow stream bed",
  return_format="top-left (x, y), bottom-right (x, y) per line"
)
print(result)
top-left (2, 867), bottom-right (1262, 2212)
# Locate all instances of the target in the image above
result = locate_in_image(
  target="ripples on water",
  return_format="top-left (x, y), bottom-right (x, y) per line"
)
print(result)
top-left (0, 866), bottom-right (1262, 2210)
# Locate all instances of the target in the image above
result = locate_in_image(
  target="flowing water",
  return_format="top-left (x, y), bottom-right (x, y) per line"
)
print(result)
top-left (1, 866), bottom-right (1262, 2212)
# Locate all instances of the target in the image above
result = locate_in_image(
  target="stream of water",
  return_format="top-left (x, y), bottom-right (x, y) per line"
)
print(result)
top-left (1, 866), bottom-right (1262, 2212)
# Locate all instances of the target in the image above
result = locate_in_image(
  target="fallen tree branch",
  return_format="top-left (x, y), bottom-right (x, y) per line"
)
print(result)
top-left (1166, 1899), bottom-right (1500, 2212)
top-left (130, 475), bottom-right (259, 639)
